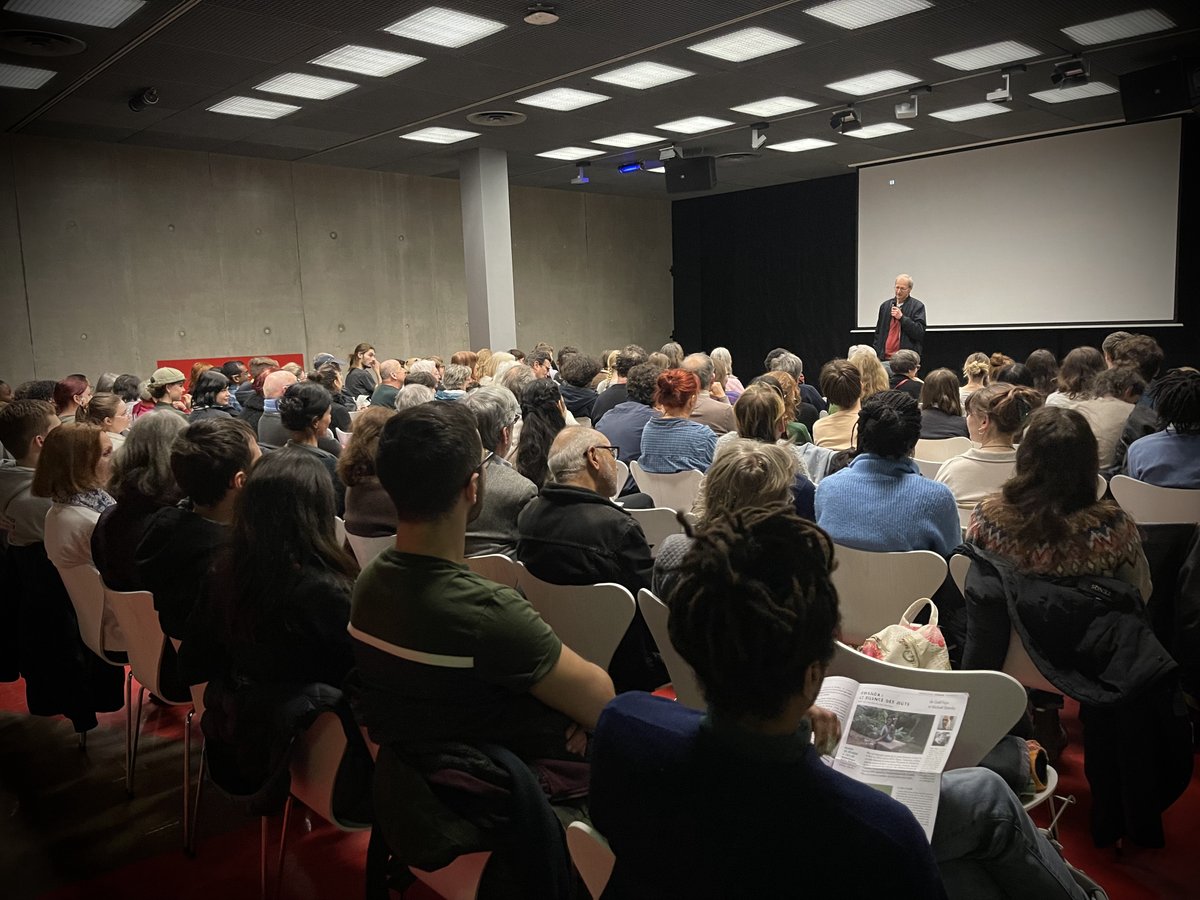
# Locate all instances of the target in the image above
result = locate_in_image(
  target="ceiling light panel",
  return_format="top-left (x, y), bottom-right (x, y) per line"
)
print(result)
top-left (592, 61), bottom-right (694, 90)
top-left (207, 97), bottom-right (300, 119)
top-left (255, 72), bottom-right (357, 100)
top-left (0, 61), bottom-right (54, 88)
top-left (805, 0), bottom-right (932, 29)
top-left (310, 45), bottom-right (424, 77)
top-left (400, 126), bottom-right (479, 144)
top-left (769, 138), bottom-right (837, 152)
top-left (4, 0), bottom-right (144, 28)
top-left (932, 40), bottom-right (1039, 71)
top-left (517, 87), bottom-right (610, 111)
top-left (1062, 9), bottom-right (1174, 45)
top-left (929, 102), bottom-right (1012, 122)
top-left (537, 147), bottom-right (604, 160)
top-left (731, 96), bottom-right (817, 116)
top-left (688, 27), bottom-right (802, 62)
top-left (1028, 82), bottom-right (1118, 104)
top-left (383, 6), bottom-right (506, 48)
top-left (846, 122), bottom-right (912, 138)
top-left (826, 69), bottom-right (919, 95)
top-left (592, 132), bottom-right (666, 148)
top-left (657, 116), bottom-right (734, 134)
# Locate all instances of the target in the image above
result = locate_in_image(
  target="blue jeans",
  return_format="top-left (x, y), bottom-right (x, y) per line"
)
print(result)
top-left (932, 768), bottom-right (1087, 899)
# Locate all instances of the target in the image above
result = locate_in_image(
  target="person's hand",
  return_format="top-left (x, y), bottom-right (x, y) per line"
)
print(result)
top-left (891, 304), bottom-right (903, 320)
top-left (709, 380), bottom-right (725, 401)
top-left (808, 705), bottom-right (842, 756)
top-left (565, 722), bottom-right (589, 756)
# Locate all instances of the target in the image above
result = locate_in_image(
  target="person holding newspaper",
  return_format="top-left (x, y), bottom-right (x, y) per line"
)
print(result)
top-left (590, 504), bottom-right (1103, 900)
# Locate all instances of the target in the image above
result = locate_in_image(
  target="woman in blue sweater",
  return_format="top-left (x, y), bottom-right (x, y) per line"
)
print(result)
top-left (815, 390), bottom-right (961, 556)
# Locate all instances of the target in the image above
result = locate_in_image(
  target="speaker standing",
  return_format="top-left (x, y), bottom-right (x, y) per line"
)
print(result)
top-left (873, 273), bottom-right (926, 361)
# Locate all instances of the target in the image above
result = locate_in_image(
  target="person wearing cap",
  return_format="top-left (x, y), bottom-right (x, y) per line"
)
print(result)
top-left (148, 367), bottom-right (188, 419)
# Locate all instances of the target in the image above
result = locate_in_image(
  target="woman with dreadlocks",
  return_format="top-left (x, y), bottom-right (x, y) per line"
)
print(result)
top-left (1124, 367), bottom-right (1200, 489)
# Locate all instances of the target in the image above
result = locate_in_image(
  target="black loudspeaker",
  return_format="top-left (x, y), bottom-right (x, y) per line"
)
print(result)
top-left (1119, 60), bottom-right (1199, 123)
top-left (664, 156), bottom-right (717, 194)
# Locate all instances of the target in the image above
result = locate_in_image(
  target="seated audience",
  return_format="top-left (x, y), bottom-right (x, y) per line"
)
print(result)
top-left (336, 406), bottom-right (397, 538)
top-left (1125, 368), bottom-right (1200, 489)
top-left (682, 353), bottom-right (735, 434)
top-left (394, 382), bottom-right (434, 410)
top-left (1045, 346), bottom-right (1105, 411)
top-left (188, 370), bottom-right (236, 421)
top-left (646, 350), bottom-right (670, 368)
top-left (345, 342), bottom-right (379, 400)
top-left (811, 360), bottom-right (861, 450)
top-left (591, 345), bottom-right (647, 424)
top-left (919, 368), bottom-right (970, 439)
top-left (369, 359), bottom-right (407, 408)
top-left (1079, 366), bottom-right (1141, 469)
top-left (76, 391), bottom-right (132, 451)
top-left (639, 369), bottom-right (718, 473)
top-left (888, 349), bottom-right (923, 400)
top-left (219, 360), bottom-right (247, 412)
top-left (995, 363), bottom-right (1035, 388)
top-left (710, 346), bottom-right (744, 403)
top-left (989, 352), bottom-right (1015, 383)
top-left (256, 369), bottom-right (299, 447)
top-left (479, 351), bottom-right (514, 386)
top-left (91, 412), bottom-right (187, 590)
top-left (1108, 336), bottom-right (1168, 471)
top-left (935, 384), bottom-right (1042, 510)
top-left (768, 350), bottom-right (825, 412)
top-left (1025, 349), bottom-right (1059, 397)
top-left (849, 345), bottom-right (889, 401)
top-left (111, 374), bottom-right (142, 408)
top-left (52, 374), bottom-right (91, 425)
top-left (526, 348), bottom-right (553, 379)
top-left (960, 352), bottom-right (990, 405)
top-left (15, 380), bottom-right (57, 402)
top-left (558, 354), bottom-right (602, 419)
top-left (237, 357), bottom-right (277, 408)
top-left (278, 382), bottom-right (345, 515)
top-left (34, 423), bottom-right (115, 572)
top-left (594, 362), bottom-right (662, 492)
top-left (0, 399), bottom-right (58, 548)
top-left (462, 386), bottom-right (536, 557)
top-left (1102, 331), bottom-right (1133, 368)
top-left (147, 367), bottom-right (188, 419)
top-left (435, 363), bottom-right (471, 400)
top-left (517, 426), bottom-right (664, 692)
top-left (755, 371), bottom-right (815, 441)
top-left (591, 504), bottom-right (1094, 900)
top-left (659, 341), bottom-right (684, 369)
top-left (238, 366), bottom-right (274, 431)
top-left (714, 386), bottom-right (814, 514)
top-left (514, 378), bottom-right (567, 488)
top-left (308, 362), bottom-right (353, 434)
top-left (816, 391), bottom-right (960, 556)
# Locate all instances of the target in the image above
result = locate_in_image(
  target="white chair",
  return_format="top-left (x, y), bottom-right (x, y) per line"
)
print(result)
top-left (57, 564), bottom-right (125, 663)
top-left (914, 457), bottom-right (944, 479)
top-left (829, 545), bottom-right (948, 646)
top-left (575, 416), bottom-right (592, 429)
top-left (345, 532), bottom-right (395, 567)
top-left (333, 516), bottom-right (347, 549)
top-left (957, 505), bottom-right (975, 532)
top-left (914, 437), bottom-right (973, 462)
top-left (1109, 474), bottom-right (1200, 524)
top-left (1096, 473), bottom-right (1108, 501)
top-left (466, 553), bottom-right (521, 588)
top-left (637, 589), bottom-right (704, 710)
top-left (611, 459), bottom-right (629, 500)
top-left (567, 821), bottom-right (615, 900)
top-left (333, 427), bottom-right (352, 448)
top-left (515, 569), bottom-right (635, 670)
top-left (826, 641), bottom-right (1026, 771)
top-left (626, 507), bottom-right (685, 557)
top-left (629, 461), bottom-right (703, 513)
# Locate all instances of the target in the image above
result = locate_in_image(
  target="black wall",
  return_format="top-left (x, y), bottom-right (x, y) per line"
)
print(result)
top-left (672, 117), bottom-right (1198, 381)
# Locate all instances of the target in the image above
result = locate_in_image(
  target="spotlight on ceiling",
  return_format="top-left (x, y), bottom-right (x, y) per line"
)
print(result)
top-left (750, 121), bottom-right (769, 149)
top-left (830, 106), bottom-right (862, 133)
top-left (1051, 58), bottom-right (1089, 89)
top-left (128, 86), bottom-right (158, 112)
top-left (571, 162), bottom-right (590, 185)
top-left (659, 145), bottom-right (681, 161)
top-left (895, 85), bottom-right (930, 119)
top-left (987, 65), bottom-right (1026, 104)
top-left (524, 3), bottom-right (559, 25)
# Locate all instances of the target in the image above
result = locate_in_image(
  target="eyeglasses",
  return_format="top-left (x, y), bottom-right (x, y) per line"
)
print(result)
top-left (590, 445), bottom-right (619, 459)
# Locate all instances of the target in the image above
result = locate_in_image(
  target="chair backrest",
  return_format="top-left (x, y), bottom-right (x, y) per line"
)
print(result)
top-left (465, 553), bottom-right (521, 589)
top-left (829, 545), bottom-right (948, 646)
top-left (58, 565), bottom-right (121, 661)
top-left (566, 821), bottom-right (615, 900)
top-left (629, 462), bottom-right (703, 513)
top-left (345, 532), bottom-right (395, 567)
top-left (1109, 474), bottom-right (1200, 524)
top-left (515, 569), bottom-right (635, 670)
top-left (914, 436), bottom-right (973, 462)
top-left (289, 711), bottom-right (370, 831)
top-left (334, 516), bottom-right (347, 549)
top-left (827, 641), bottom-right (1027, 770)
top-left (611, 459), bottom-right (629, 500)
top-left (956, 505), bottom-right (974, 531)
top-left (948, 555), bottom-right (1059, 694)
top-left (104, 586), bottom-right (173, 699)
top-left (913, 457), bottom-right (944, 479)
top-left (637, 589), bottom-right (705, 710)
top-left (575, 416), bottom-right (592, 429)
top-left (626, 507), bottom-right (685, 557)
top-left (334, 427), bottom-right (352, 448)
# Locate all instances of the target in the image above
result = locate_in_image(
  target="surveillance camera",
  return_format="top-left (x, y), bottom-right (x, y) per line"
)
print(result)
top-left (129, 87), bottom-right (158, 112)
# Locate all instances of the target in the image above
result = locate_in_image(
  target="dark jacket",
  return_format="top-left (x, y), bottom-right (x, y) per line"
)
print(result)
top-left (91, 492), bottom-right (171, 592)
top-left (282, 441), bottom-right (346, 517)
top-left (872, 296), bottom-right (926, 358)
top-left (189, 405), bottom-right (236, 422)
top-left (889, 372), bottom-right (923, 401)
top-left (590, 383), bottom-right (628, 426)
top-left (558, 383), bottom-right (599, 420)
top-left (921, 407), bottom-right (969, 440)
top-left (1140, 523), bottom-right (1200, 699)
top-left (240, 393), bottom-right (265, 432)
top-left (798, 382), bottom-right (827, 413)
top-left (135, 504), bottom-right (229, 641)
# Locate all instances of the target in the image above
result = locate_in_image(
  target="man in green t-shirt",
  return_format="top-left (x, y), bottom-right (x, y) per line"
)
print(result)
top-left (350, 402), bottom-right (614, 761)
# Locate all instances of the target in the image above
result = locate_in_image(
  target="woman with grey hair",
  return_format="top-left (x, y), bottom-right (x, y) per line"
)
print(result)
top-left (90, 411), bottom-right (187, 591)
top-left (394, 383), bottom-right (435, 411)
top-left (462, 386), bottom-right (537, 557)
top-left (438, 364), bottom-right (472, 400)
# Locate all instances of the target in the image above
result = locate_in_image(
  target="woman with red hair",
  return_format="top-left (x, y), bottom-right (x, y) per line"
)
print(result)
top-left (52, 374), bottom-right (92, 425)
top-left (637, 368), bottom-right (718, 473)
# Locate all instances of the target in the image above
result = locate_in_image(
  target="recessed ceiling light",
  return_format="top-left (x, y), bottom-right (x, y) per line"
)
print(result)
top-left (929, 102), bottom-right (1012, 122)
top-left (1029, 82), bottom-right (1119, 103)
top-left (731, 96), bottom-right (817, 116)
top-left (1062, 9), bottom-right (1174, 45)
top-left (932, 40), bottom-right (1039, 71)
top-left (255, 72), bottom-right (357, 100)
top-left (805, 0), bottom-right (932, 29)
top-left (592, 61), bottom-right (694, 90)
top-left (516, 87), bottom-right (610, 111)
top-left (309, 45), bottom-right (424, 77)
top-left (383, 6), bottom-right (506, 48)
top-left (656, 115), bottom-right (734, 134)
top-left (0, 61), bottom-right (54, 89)
top-left (769, 138), bottom-right (837, 152)
top-left (537, 146), bottom-right (605, 160)
top-left (4, 0), bottom-right (144, 28)
top-left (207, 96), bottom-right (300, 119)
top-left (826, 69), bottom-right (919, 95)
top-left (846, 122), bottom-right (912, 138)
top-left (400, 126), bottom-right (479, 144)
top-left (688, 27), bottom-right (802, 62)
top-left (592, 132), bottom-right (666, 148)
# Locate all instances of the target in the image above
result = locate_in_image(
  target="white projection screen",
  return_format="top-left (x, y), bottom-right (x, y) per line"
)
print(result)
top-left (857, 118), bottom-right (1181, 329)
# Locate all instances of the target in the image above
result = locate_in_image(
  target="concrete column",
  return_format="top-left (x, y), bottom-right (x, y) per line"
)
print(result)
top-left (459, 148), bottom-right (516, 350)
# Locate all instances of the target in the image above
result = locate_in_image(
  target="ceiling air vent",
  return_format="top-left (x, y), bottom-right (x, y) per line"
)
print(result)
top-left (0, 29), bottom-right (87, 57)
top-left (466, 110), bottom-right (528, 127)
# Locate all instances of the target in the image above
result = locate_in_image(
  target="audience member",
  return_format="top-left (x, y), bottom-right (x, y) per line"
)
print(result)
top-left (811, 360), bottom-right (861, 450)
top-left (682, 353), bottom-right (736, 434)
top-left (15, 380), bottom-right (56, 402)
top-left (189, 370), bottom-right (236, 421)
top-left (479, 351), bottom-right (515, 385)
top-left (499, 359), bottom-right (535, 407)
top-left (111, 374), bottom-right (142, 407)
top-left (515, 378), bottom-right (567, 489)
top-left (436, 363), bottom-right (471, 400)
top-left (960, 352), bottom-right (990, 405)
top-left (527, 348), bottom-right (553, 379)
top-left (594, 349), bottom-right (619, 392)
top-left (462, 386), bottom-right (536, 557)
top-left (33, 423), bottom-right (115, 572)
top-left (450, 350), bottom-right (478, 373)
top-left (919, 369), bottom-right (970, 439)
top-left (345, 342), bottom-right (380, 399)
top-left (659, 342), bottom-right (684, 368)
top-left (394, 382), bottom-right (435, 410)
top-left (1045, 346), bottom-right (1105, 410)
top-left (558, 354), bottom-right (602, 419)
top-left (755, 371), bottom-right (815, 441)
top-left (238, 357), bottom-right (277, 407)
top-left (0, 399), bottom-right (59, 548)
top-left (53, 374), bottom-right (92, 425)
top-left (238, 367), bottom-right (274, 431)
top-left (714, 386), bottom-right (814, 517)
top-left (1082, 366), bottom-right (1141, 468)
top-left (308, 362), bottom-right (353, 434)
top-left (849, 345), bottom-right (889, 402)
top-left (816, 391), bottom-right (960, 556)
top-left (76, 391), bottom-right (132, 451)
top-left (768, 351), bottom-right (826, 412)
top-left (646, 351), bottom-right (670, 368)
top-left (995, 363), bottom-right (1035, 388)
top-left (278, 382), bottom-right (345, 516)
top-left (1125, 368), bottom-right (1200, 488)
top-left (591, 345), bottom-right (646, 424)
top-left (474, 348), bottom-right (494, 381)
top-left (1101, 331), bottom-right (1134, 368)
top-left (888, 349), bottom-right (923, 400)
top-left (403, 370), bottom-right (438, 391)
top-left (639, 369), bottom-right (717, 473)
top-left (147, 367), bottom-right (188, 419)
top-left (710, 346), bottom-right (744, 403)
top-left (95, 373), bottom-right (118, 394)
top-left (256, 368), bottom-right (299, 448)
top-left (988, 352), bottom-right (1015, 383)
top-left (187, 363), bottom-right (214, 401)
top-left (336, 406), bottom-right (397, 538)
top-left (1025, 349), bottom-right (1059, 396)
top-left (594, 362), bottom-right (662, 490)
top-left (219, 360), bottom-right (248, 412)
top-left (369, 359), bottom-right (407, 408)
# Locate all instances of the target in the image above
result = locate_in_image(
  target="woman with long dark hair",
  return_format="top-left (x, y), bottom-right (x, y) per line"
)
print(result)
top-left (514, 377), bottom-right (567, 488)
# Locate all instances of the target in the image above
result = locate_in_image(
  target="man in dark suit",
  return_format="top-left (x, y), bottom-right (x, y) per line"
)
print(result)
top-left (872, 273), bottom-right (926, 361)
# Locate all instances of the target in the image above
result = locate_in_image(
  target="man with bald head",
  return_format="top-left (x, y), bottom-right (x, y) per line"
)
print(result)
top-left (517, 426), bottom-right (665, 692)
top-left (370, 359), bottom-right (407, 408)
top-left (255, 369), bottom-right (298, 448)
top-left (872, 273), bottom-right (926, 361)
top-left (682, 352), bottom-right (736, 434)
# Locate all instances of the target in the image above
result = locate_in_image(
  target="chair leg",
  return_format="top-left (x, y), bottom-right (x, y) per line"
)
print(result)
top-left (261, 816), bottom-right (269, 900)
top-left (124, 668), bottom-right (134, 794)
top-left (128, 684), bottom-right (145, 796)
top-left (275, 794), bottom-right (294, 900)
top-left (182, 708), bottom-right (193, 853)
top-left (187, 742), bottom-right (206, 857)
top-left (78, 730), bottom-right (87, 751)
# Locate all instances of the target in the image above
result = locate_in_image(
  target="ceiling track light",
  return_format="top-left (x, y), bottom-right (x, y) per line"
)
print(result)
top-left (571, 162), bottom-right (590, 185)
top-left (128, 86), bottom-right (157, 112)
top-left (830, 105), bottom-right (862, 133)
top-left (895, 85), bottom-right (931, 119)
top-left (987, 64), bottom-right (1026, 103)
top-left (1052, 58), bottom-right (1089, 89)
top-left (750, 121), bottom-right (769, 149)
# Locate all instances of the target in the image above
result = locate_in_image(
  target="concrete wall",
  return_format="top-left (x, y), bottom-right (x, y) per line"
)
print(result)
top-left (0, 135), bottom-right (673, 384)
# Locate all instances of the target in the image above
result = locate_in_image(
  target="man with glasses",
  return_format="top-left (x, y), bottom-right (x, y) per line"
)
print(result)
top-left (517, 427), bottom-right (665, 692)
top-left (462, 386), bottom-right (536, 557)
